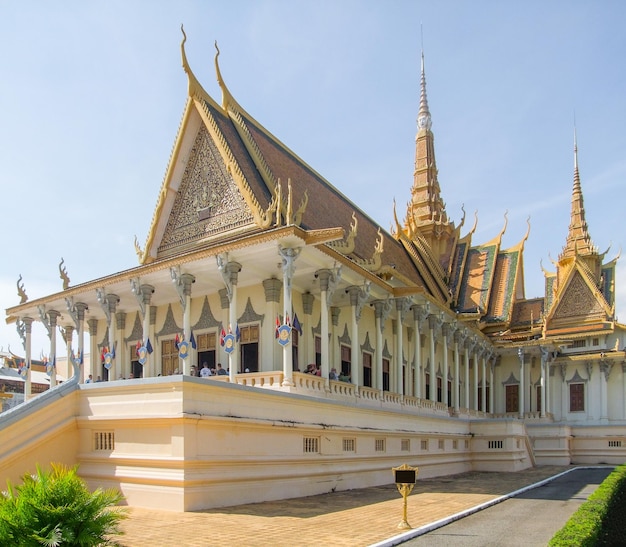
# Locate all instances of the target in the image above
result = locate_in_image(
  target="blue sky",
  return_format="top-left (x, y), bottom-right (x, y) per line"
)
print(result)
top-left (1, 1), bottom-right (625, 356)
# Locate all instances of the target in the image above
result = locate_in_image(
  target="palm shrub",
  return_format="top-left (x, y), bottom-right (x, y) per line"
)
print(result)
top-left (0, 463), bottom-right (127, 546)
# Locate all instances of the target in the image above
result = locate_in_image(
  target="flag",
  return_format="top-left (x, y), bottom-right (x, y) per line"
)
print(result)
top-left (78, 349), bottom-right (83, 365)
top-left (190, 330), bottom-right (197, 350)
top-left (146, 338), bottom-right (153, 354)
top-left (175, 334), bottom-right (180, 350)
top-left (111, 343), bottom-right (116, 359)
top-left (275, 315), bottom-right (280, 339)
top-left (293, 313), bottom-right (303, 336)
top-left (100, 347), bottom-right (107, 363)
top-left (136, 340), bottom-right (141, 355)
top-left (220, 327), bottom-right (226, 347)
top-left (285, 313), bottom-right (290, 326)
top-left (235, 324), bottom-right (241, 342)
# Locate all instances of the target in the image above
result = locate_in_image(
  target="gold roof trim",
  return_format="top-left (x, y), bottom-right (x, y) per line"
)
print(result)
top-left (140, 99), bottom-right (193, 264)
top-left (328, 212), bottom-right (357, 255)
top-left (195, 99), bottom-right (268, 229)
top-left (352, 228), bottom-right (384, 273)
top-left (181, 26), bottom-right (209, 102)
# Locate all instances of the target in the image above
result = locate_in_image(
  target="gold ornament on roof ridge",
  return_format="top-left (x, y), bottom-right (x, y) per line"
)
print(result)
top-left (328, 211), bottom-right (358, 255)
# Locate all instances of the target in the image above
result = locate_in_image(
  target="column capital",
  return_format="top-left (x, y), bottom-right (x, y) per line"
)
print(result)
top-left (263, 277), bottom-right (282, 303)
top-left (302, 292), bottom-right (314, 315)
top-left (75, 302), bottom-right (88, 321)
top-left (331, 306), bottom-right (340, 327)
top-left (115, 312), bottom-right (126, 331)
top-left (21, 316), bottom-right (34, 331)
top-left (63, 325), bottom-right (75, 343)
top-left (87, 318), bottom-right (98, 336)
top-left (105, 294), bottom-right (119, 314)
top-left (411, 303), bottom-right (430, 324)
top-left (47, 309), bottom-right (61, 324)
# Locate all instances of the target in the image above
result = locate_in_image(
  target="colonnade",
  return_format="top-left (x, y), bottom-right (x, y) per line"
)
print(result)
top-left (13, 247), bottom-right (566, 418)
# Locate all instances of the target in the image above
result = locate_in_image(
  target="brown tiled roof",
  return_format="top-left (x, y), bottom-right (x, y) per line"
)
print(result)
top-left (239, 113), bottom-right (427, 289)
top-left (484, 249), bottom-right (520, 323)
top-left (510, 298), bottom-right (544, 328)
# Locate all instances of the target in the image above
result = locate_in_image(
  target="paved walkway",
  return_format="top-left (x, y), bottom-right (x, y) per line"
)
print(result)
top-left (116, 466), bottom-right (581, 546)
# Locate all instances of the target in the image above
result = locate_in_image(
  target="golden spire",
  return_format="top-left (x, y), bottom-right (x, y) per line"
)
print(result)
top-left (559, 128), bottom-right (597, 261)
top-left (405, 46), bottom-right (448, 232)
top-left (400, 43), bottom-right (456, 275)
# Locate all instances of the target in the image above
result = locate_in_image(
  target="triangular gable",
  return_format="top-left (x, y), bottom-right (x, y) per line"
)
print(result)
top-left (546, 268), bottom-right (611, 332)
top-left (156, 122), bottom-right (255, 258)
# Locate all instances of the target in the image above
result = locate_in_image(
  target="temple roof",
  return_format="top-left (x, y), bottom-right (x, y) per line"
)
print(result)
top-left (140, 32), bottom-right (428, 293)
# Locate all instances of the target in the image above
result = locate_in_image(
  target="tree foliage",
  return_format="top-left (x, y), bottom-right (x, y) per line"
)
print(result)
top-left (0, 463), bottom-right (127, 546)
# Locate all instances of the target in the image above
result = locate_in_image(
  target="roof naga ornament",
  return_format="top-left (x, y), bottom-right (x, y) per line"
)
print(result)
top-left (16, 275), bottom-right (27, 304)
top-left (328, 211), bottom-right (357, 255)
top-left (59, 258), bottom-right (70, 290)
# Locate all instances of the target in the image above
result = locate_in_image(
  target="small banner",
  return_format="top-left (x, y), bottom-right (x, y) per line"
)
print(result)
top-left (103, 352), bottom-right (113, 370)
top-left (137, 346), bottom-right (148, 366)
top-left (223, 333), bottom-right (236, 354)
top-left (178, 340), bottom-right (190, 360)
top-left (277, 324), bottom-right (292, 347)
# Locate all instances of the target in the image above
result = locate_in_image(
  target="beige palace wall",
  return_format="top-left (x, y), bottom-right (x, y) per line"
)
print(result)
top-left (1, 376), bottom-right (535, 511)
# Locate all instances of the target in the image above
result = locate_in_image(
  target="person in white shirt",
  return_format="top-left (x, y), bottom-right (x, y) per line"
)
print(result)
top-left (200, 363), bottom-right (212, 377)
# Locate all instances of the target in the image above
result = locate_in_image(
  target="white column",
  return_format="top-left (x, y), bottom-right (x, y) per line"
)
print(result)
top-left (427, 314), bottom-right (438, 402)
top-left (453, 329), bottom-right (462, 413)
top-left (411, 305), bottom-right (427, 399)
top-left (600, 360), bottom-right (611, 423)
top-left (135, 284), bottom-right (155, 378)
top-left (74, 303), bottom-right (88, 383)
top-left (115, 312), bottom-right (126, 378)
top-left (46, 310), bottom-right (60, 387)
top-left (64, 325), bottom-right (75, 381)
top-left (302, 292), bottom-right (314, 367)
top-left (263, 278), bottom-right (282, 372)
top-left (102, 293), bottom-right (119, 381)
top-left (347, 286), bottom-right (364, 392)
top-left (464, 341), bottom-right (470, 409)
top-left (540, 347), bottom-right (547, 418)
top-left (373, 301), bottom-right (385, 391)
top-left (88, 318), bottom-right (98, 381)
top-left (395, 298), bottom-right (407, 396)
top-left (545, 355), bottom-right (551, 415)
top-left (317, 270), bottom-right (332, 387)
top-left (481, 352), bottom-right (487, 413)
top-left (518, 348), bottom-right (525, 418)
top-left (489, 358), bottom-right (495, 414)
top-left (473, 346), bottom-right (480, 411)
top-left (21, 318), bottom-right (34, 399)
top-left (279, 247), bottom-right (301, 386)
top-left (442, 323), bottom-right (450, 407)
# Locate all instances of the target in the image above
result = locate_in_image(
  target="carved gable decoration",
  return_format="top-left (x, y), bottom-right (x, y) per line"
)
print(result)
top-left (553, 271), bottom-right (604, 320)
top-left (158, 125), bottom-right (253, 255)
top-left (238, 297), bottom-right (265, 325)
top-left (156, 304), bottom-right (181, 338)
top-left (124, 312), bottom-right (143, 343)
top-left (192, 297), bottom-right (221, 331)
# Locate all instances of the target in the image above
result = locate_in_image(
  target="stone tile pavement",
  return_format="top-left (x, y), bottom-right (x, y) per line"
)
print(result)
top-left (115, 466), bottom-right (573, 546)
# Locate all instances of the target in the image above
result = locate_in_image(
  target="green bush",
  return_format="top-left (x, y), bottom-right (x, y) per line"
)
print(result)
top-left (549, 464), bottom-right (626, 546)
top-left (0, 463), bottom-right (127, 546)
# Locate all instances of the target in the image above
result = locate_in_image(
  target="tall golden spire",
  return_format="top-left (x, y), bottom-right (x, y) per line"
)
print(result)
top-left (403, 47), bottom-right (456, 272)
top-left (559, 128), bottom-right (598, 262)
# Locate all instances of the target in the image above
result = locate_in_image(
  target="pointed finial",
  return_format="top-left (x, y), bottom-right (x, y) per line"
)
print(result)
top-left (59, 258), bottom-right (70, 290)
top-left (17, 274), bottom-right (28, 304)
top-left (416, 26), bottom-right (432, 132)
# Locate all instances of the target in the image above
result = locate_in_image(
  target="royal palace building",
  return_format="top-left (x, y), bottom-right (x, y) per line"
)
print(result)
top-left (1, 34), bottom-right (624, 511)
